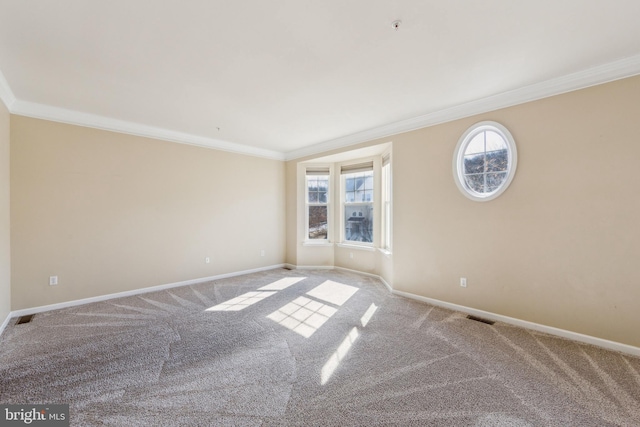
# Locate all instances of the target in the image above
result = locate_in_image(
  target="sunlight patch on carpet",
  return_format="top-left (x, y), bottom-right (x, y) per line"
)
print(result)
top-left (267, 296), bottom-right (338, 338)
top-left (360, 303), bottom-right (378, 327)
top-left (306, 280), bottom-right (358, 306)
top-left (206, 291), bottom-right (277, 311)
top-left (206, 277), bottom-right (306, 312)
top-left (258, 277), bottom-right (306, 291)
top-left (321, 327), bottom-right (359, 385)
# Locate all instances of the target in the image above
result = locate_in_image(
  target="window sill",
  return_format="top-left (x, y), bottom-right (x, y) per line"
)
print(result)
top-left (336, 242), bottom-right (376, 252)
top-left (302, 241), bottom-right (334, 247)
top-left (378, 248), bottom-right (392, 257)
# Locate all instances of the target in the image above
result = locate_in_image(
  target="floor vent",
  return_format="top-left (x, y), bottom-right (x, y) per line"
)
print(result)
top-left (16, 315), bottom-right (35, 325)
top-left (467, 315), bottom-right (495, 325)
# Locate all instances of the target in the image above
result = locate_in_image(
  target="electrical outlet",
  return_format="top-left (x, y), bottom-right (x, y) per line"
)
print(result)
top-left (349, 252), bottom-right (354, 259)
top-left (460, 277), bottom-right (467, 288)
top-left (49, 276), bottom-right (58, 286)
top-left (205, 257), bottom-right (210, 264)
top-left (260, 250), bottom-right (265, 257)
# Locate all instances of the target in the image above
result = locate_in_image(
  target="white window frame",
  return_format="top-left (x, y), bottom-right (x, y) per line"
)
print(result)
top-left (340, 161), bottom-right (375, 247)
top-left (381, 151), bottom-right (392, 252)
top-left (305, 167), bottom-right (331, 244)
top-left (453, 121), bottom-right (518, 202)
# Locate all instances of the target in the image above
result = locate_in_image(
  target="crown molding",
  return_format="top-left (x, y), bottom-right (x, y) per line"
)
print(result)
top-left (10, 100), bottom-right (285, 160)
top-left (284, 53), bottom-right (640, 161)
top-left (3, 53), bottom-right (640, 162)
top-left (0, 69), bottom-right (16, 111)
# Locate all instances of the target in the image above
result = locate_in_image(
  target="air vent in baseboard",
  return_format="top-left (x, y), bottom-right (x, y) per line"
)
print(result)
top-left (16, 315), bottom-right (35, 325)
top-left (467, 315), bottom-right (495, 325)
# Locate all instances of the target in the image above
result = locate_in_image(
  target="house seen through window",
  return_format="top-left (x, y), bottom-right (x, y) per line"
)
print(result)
top-left (302, 144), bottom-right (391, 248)
top-left (342, 163), bottom-right (373, 243)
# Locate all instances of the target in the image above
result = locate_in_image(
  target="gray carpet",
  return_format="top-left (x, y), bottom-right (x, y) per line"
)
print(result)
top-left (1, 268), bottom-right (639, 426)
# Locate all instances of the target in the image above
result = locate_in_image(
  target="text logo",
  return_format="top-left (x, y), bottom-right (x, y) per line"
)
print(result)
top-left (0, 405), bottom-right (69, 426)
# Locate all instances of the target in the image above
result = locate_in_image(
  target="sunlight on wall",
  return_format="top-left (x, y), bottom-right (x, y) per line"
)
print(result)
top-left (321, 327), bottom-right (359, 385)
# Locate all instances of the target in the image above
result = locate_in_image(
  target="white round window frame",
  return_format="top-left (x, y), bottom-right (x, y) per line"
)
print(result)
top-left (453, 121), bottom-right (517, 202)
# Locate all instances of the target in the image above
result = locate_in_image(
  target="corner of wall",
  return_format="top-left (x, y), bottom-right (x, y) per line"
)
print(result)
top-left (0, 96), bottom-right (11, 330)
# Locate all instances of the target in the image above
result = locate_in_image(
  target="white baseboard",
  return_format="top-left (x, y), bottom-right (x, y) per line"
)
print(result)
top-left (289, 264), bottom-right (334, 270)
top-left (333, 266), bottom-right (393, 292)
top-left (378, 276), bottom-right (393, 293)
top-left (392, 289), bottom-right (640, 358)
top-left (8, 264), bottom-right (286, 318)
top-left (4, 262), bottom-right (638, 358)
top-left (287, 264), bottom-right (394, 293)
top-left (0, 311), bottom-right (12, 337)
top-left (288, 262), bottom-right (639, 357)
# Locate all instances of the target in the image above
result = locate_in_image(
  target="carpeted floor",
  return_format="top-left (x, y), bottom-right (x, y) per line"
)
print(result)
top-left (1, 268), bottom-right (639, 426)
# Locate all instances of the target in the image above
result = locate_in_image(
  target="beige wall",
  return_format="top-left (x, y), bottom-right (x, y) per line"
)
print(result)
top-left (10, 116), bottom-right (286, 309)
top-left (286, 75), bottom-right (640, 347)
top-left (284, 160), bottom-right (298, 266)
top-left (395, 75), bottom-right (640, 347)
top-left (7, 74), bottom-right (640, 348)
top-left (0, 101), bottom-right (9, 323)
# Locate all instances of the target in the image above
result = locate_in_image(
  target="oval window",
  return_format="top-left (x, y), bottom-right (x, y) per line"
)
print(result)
top-left (453, 121), bottom-right (517, 201)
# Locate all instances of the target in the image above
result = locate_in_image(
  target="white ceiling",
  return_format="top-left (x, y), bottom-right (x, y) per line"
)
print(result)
top-left (1, 1), bottom-right (640, 160)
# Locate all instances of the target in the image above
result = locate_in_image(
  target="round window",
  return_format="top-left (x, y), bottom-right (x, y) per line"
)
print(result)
top-left (453, 121), bottom-right (517, 201)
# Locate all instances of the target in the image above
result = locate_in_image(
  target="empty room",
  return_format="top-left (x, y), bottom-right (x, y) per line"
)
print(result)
top-left (1, 1), bottom-right (639, 426)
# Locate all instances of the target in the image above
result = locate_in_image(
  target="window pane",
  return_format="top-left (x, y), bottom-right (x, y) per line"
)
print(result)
top-left (486, 149), bottom-right (508, 172)
top-left (485, 130), bottom-right (507, 152)
top-left (307, 177), bottom-right (318, 191)
top-left (465, 132), bottom-right (485, 155)
top-left (384, 201), bottom-right (391, 249)
top-left (383, 164), bottom-right (391, 200)
top-left (344, 205), bottom-right (373, 243)
top-left (319, 191), bottom-right (328, 203)
top-left (318, 178), bottom-right (328, 191)
top-left (364, 190), bottom-right (373, 202)
top-left (364, 176), bottom-right (373, 190)
top-left (346, 191), bottom-right (355, 203)
top-left (309, 191), bottom-right (318, 203)
top-left (486, 172), bottom-right (507, 192)
top-left (355, 190), bottom-right (364, 202)
top-left (464, 153), bottom-right (485, 174)
top-left (346, 177), bottom-right (355, 192)
top-left (308, 206), bottom-right (328, 239)
top-left (464, 174), bottom-right (485, 193)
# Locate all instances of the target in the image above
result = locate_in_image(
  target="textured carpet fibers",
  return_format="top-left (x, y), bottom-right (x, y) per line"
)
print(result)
top-left (1, 269), bottom-right (639, 426)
